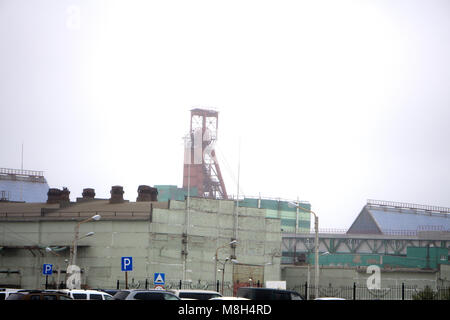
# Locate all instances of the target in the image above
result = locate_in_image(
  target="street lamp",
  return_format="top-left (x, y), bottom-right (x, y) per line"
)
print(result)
top-left (45, 246), bottom-right (70, 289)
top-left (69, 214), bottom-right (101, 268)
top-left (218, 258), bottom-right (239, 295)
top-left (289, 201), bottom-right (320, 299)
top-left (214, 240), bottom-right (238, 286)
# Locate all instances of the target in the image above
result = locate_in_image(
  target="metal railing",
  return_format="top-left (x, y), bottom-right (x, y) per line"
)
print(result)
top-left (0, 210), bottom-right (152, 219)
top-left (367, 199), bottom-right (450, 214)
top-left (0, 168), bottom-right (44, 177)
top-left (292, 282), bottom-right (450, 300)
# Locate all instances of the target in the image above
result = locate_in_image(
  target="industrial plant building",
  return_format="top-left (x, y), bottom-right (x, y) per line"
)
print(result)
top-left (0, 186), bottom-right (282, 289)
top-left (0, 168), bottom-right (49, 203)
top-left (1, 109), bottom-right (449, 295)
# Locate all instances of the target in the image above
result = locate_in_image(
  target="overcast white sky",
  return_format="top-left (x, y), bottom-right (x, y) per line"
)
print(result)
top-left (1, 0), bottom-right (449, 229)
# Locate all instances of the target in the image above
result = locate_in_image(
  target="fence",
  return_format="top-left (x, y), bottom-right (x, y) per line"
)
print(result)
top-left (114, 279), bottom-right (238, 297)
top-left (292, 282), bottom-right (450, 300)
top-left (110, 279), bottom-right (449, 300)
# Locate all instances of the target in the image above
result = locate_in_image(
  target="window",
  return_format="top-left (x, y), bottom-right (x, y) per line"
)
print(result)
top-left (134, 292), bottom-right (164, 300)
top-left (163, 293), bottom-right (179, 300)
top-left (6, 293), bottom-right (24, 300)
top-left (179, 293), bottom-right (221, 300)
top-left (73, 293), bottom-right (87, 299)
top-left (273, 291), bottom-right (290, 300)
top-left (0, 293), bottom-right (5, 300)
top-left (113, 291), bottom-right (130, 300)
top-left (30, 295), bottom-right (41, 300)
top-left (59, 295), bottom-right (72, 300)
top-left (291, 292), bottom-right (303, 300)
top-left (104, 295), bottom-right (114, 300)
top-left (43, 295), bottom-right (57, 300)
top-left (90, 294), bottom-right (103, 300)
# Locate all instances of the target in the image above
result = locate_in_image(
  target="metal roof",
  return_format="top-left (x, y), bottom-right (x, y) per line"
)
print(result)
top-left (368, 206), bottom-right (450, 232)
top-left (347, 200), bottom-right (450, 235)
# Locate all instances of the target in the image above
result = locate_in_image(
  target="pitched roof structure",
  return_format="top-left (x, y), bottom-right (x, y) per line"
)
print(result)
top-left (347, 199), bottom-right (450, 235)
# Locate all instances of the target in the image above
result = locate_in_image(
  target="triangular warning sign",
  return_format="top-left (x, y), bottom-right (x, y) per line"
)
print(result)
top-left (154, 273), bottom-right (164, 284)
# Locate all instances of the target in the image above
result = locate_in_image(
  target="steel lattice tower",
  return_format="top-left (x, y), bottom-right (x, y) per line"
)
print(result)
top-left (183, 108), bottom-right (228, 199)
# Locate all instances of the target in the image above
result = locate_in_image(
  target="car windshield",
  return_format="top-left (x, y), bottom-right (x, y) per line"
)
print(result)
top-left (113, 291), bottom-right (130, 300)
top-left (179, 292), bottom-right (221, 300)
top-left (134, 292), bottom-right (164, 300)
top-left (6, 293), bottom-right (24, 300)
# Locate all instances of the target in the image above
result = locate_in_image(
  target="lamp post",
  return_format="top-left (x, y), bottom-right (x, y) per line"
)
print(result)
top-left (46, 246), bottom-right (69, 289)
top-left (69, 214), bottom-right (101, 269)
top-left (218, 258), bottom-right (239, 295)
top-left (214, 240), bottom-right (238, 286)
top-left (289, 202), bottom-right (319, 299)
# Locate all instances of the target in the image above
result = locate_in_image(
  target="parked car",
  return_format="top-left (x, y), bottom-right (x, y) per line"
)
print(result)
top-left (210, 296), bottom-right (249, 300)
top-left (0, 288), bottom-right (21, 300)
top-left (60, 289), bottom-right (114, 300)
top-left (5, 290), bottom-right (73, 300)
top-left (113, 289), bottom-right (180, 300)
top-left (168, 289), bottom-right (222, 300)
top-left (236, 287), bottom-right (304, 300)
top-left (97, 289), bottom-right (120, 297)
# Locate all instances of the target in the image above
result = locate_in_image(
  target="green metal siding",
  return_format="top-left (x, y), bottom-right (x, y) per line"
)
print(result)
top-left (305, 247), bottom-right (449, 269)
top-left (155, 185), bottom-right (198, 202)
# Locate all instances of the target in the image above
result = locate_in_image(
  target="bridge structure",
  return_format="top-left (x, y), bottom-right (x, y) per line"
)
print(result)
top-left (282, 230), bottom-right (450, 264)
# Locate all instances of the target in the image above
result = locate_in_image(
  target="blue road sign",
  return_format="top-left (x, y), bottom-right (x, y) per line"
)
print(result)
top-left (154, 273), bottom-right (165, 285)
top-left (121, 257), bottom-right (133, 271)
top-left (43, 264), bottom-right (53, 275)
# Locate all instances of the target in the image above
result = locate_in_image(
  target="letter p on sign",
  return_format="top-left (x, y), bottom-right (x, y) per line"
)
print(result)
top-left (121, 257), bottom-right (133, 271)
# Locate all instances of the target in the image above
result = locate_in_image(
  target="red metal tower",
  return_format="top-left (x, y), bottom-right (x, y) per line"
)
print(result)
top-left (183, 108), bottom-right (228, 199)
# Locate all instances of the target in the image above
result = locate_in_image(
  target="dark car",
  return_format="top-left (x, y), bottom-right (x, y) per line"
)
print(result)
top-left (113, 289), bottom-right (180, 300)
top-left (236, 287), bottom-right (304, 300)
top-left (6, 290), bottom-right (73, 300)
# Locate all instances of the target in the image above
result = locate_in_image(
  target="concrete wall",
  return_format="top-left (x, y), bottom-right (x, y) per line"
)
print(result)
top-left (0, 197), bottom-right (282, 289)
top-left (281, 265), bottom-right (450, 290)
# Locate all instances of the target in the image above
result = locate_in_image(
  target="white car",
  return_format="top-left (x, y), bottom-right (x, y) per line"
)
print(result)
top-left (210, 296), bottom-right (249, 300)
top-left (60, 289), bottom-right (114, 300)
top-left (0, 288), bottom-right (20, 300)
top-left (168, 289), bottom-right (222, 300)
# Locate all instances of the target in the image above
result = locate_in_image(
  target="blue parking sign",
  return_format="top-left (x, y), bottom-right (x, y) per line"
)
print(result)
top-left (43, 264), bottom-right (53, 275)
top-left (121, 257), bottom-right (133, 271)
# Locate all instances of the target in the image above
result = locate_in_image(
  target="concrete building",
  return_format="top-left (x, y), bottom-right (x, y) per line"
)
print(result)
top-left (281, 200), bottom-right (450, 291)
top-left (0, 168), bottom-right (49, 203)
top-left (0, 186), bottom-right (282, 289)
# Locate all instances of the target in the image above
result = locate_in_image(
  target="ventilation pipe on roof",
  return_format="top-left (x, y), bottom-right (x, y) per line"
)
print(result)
top-left (82, 188), bottom-right (96, 200)
top-left (136, 185), bottom-right (158, 202)
top-left (110, 185), bottom-right (124, 203)
top-left (47, 188), bottom-right (62, 204)
top-left (47, 187), bottom-right (70, 206)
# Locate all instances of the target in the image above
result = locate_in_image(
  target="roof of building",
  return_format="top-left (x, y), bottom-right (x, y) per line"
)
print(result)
top-left (0, 199), bottom-right (169, 221)
top-left (0, 168), bottom-right (49, 203)
top-left (347, 200), bottom-right (450, 235)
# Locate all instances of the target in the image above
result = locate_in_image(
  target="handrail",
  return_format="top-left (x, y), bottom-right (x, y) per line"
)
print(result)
top-left (0, 168), bottom-right (44, 177)
top-left (367, 199), bottom-right (450, 214)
